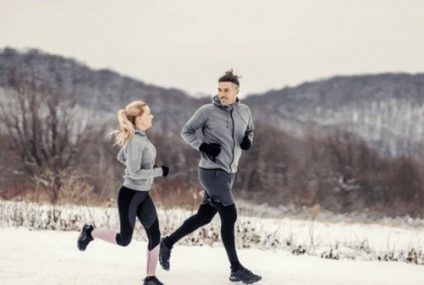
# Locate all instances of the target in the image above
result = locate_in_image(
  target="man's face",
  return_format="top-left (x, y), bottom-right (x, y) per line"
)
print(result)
top-left (217, 82), bottom-right (239, 106)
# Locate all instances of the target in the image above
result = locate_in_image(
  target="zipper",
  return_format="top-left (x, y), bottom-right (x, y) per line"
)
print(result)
top-left (229, 109), bottom-right (235, 172)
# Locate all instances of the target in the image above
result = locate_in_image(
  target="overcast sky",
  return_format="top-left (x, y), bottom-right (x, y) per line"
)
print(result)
top-left (1, 0), bottom-right (423, 97)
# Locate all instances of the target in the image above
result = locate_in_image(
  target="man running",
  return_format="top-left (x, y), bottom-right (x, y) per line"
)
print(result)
top-left (159, 70), bottom-right (262, 284)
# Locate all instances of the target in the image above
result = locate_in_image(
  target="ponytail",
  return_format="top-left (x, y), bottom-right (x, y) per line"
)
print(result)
top-left (109, 101), bottom-right (147, 146)
top-left (112, 109), bottom-right (134, 146)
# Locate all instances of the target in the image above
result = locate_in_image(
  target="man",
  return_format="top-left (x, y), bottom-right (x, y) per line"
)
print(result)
top-left (159, 70), bottom-right (261, 284)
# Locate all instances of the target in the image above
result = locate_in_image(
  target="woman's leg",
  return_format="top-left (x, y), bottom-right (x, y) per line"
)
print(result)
top-left (137, 195), bottom-right (161, 277)
top-left (144, 220), bottom-right (160, 277)
top-left (91, 229), bottom-right (117, 244)
top-left (93, 186), bottom-right (145, 246)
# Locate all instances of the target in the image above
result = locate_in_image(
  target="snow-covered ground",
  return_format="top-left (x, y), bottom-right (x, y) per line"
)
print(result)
top-left (1, 227), bottom-right (423, 285)
top-left (1, 201), bottom-right (423, 264)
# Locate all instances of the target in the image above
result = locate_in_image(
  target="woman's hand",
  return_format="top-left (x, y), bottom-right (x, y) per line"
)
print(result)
top-left (160, 165), bottom-right (169, 177)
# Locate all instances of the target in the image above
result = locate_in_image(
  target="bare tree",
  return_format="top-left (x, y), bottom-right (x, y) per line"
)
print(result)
top-left (0, 68), bottom-right (92, 202)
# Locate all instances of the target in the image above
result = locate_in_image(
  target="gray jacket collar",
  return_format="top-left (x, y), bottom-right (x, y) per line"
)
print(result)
top-left (134, 129), bottom-right (146, 136)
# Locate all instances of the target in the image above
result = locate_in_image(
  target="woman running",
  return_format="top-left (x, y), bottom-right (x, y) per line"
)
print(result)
top-left (77, 100), bottom-right (169, 285)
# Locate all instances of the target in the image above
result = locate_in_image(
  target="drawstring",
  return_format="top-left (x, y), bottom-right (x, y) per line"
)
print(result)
top-left (226, 112), bottom-right (229, 128)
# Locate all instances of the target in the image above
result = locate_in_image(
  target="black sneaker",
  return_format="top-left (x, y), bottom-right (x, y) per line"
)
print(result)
top-left (143, 276), bottom-right (164, 285)
top-left (159, 238), bottom-right (172, 271)
top-left (77, 224), bottom-right (94, 251)
top-left (230, 266), bottom-right (262, 284)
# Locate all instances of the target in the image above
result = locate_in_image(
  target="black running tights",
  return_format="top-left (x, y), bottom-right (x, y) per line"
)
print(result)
top-left (166, 202), bottom-right (239, 263)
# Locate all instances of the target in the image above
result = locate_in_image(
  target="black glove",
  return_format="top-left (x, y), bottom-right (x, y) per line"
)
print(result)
top-left (240, 135), bottom-right (251, 150)
top-left (160, 165), bottom-right (169, 177)
top-left (199, 143), bottom-right (221, 161)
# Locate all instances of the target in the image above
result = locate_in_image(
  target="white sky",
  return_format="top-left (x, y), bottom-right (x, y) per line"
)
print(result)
top-left (1, 0), bottom-right (423, 97)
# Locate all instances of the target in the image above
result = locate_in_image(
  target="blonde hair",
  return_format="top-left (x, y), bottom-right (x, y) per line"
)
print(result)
top-left (111, 100), bottom-right (147, 146)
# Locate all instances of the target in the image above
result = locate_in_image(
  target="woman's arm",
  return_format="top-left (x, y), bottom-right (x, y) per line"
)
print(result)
top-left (126, 138), bottom-right (163, 179)
top-left (117, 147), bottom-right (126, 165)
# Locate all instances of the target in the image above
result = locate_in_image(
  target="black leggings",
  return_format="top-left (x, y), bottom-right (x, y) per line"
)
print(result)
top-left (166, 202), bottom-right (239, 263)
top-left (115, 186), bottom-right (160, 250)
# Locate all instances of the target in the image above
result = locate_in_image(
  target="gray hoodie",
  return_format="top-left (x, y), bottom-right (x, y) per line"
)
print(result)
top-left (181, 96), bottom-right (254, 173)
top-left (117, 130), bottom-right (163, 191)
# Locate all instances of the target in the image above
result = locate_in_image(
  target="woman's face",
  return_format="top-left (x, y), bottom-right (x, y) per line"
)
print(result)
top-left (217, 82), bottom-right (239, 106)
top-left (136, 105), bottom-right (154, 130)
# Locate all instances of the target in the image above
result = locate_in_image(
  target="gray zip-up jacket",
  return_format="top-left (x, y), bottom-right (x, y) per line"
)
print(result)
top-left (117, 130), bottom-right (163, 191)
top-left (181, 96), bottom-right (254, 173)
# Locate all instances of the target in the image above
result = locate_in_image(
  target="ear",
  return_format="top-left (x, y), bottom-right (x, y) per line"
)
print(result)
top-left (231, 83), bottom-right (239, 95)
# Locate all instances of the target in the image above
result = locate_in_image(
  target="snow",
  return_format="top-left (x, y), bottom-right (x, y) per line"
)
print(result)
top-left (1, 227), bottom-right (423, 285)
top-left (2, 200), bottom-right (424, 265)
top-left (1, 200), bottom-right (424, 266)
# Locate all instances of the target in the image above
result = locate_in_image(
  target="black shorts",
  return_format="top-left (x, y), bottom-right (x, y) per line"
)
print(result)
top-left (198, 168), bottom-right (236, 206)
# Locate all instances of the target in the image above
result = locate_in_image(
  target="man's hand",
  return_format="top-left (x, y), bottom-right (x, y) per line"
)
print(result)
top-left (199, 143), bottom-right (221, 161)
top-left (240, 135), bottom-right (251, 150)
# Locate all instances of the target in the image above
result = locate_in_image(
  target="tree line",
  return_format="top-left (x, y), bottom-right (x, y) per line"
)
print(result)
top-left (1, 70), bottom-right (423, 217)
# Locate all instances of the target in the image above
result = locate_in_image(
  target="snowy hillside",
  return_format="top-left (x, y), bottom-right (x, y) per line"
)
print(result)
top-left (247, 74), bottom-right (424, 156)
top-left (2, 48), bottom-right (424, 156)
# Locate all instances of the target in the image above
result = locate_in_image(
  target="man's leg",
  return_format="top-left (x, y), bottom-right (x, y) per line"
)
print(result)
top-left (165, 202), bottom-right (217, 246)
top-left (215, 203), bottom-right (240, 270)
top-left (159, 202), bottom-right (217, 270)
top-left (215, 202), bottom-right (262, 284)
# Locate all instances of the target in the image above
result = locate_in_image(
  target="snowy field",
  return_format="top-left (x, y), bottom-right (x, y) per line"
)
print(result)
top-left (1, 201), bottom-right (424, 264)
top-left (1, 200), bottom-right (424, 284)
top-left (1, 227), bottom-right (423, 285)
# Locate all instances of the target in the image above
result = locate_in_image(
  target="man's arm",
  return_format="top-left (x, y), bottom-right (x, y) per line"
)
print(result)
top-left (180, 105), bottom-right (209, 150)
top-left (240, 107), bottom-right (254, 150)
top-left (246, 106), bottom-right (254, 143)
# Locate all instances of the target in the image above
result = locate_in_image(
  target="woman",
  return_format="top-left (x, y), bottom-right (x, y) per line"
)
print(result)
top-left (77, 100), bottom-right (168, 285)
